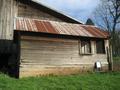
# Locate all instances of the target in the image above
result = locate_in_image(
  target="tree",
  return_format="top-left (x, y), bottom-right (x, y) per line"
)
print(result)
top-left (86, 18), bottom-right (95, 25)
top-left (93, 0), bottom-right (120, 56)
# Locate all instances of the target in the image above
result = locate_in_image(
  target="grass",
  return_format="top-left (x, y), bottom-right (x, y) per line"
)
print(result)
top-left (0, 72), bottom-right (120, 90)
top-left (113, 56), bottom-right (120, 61)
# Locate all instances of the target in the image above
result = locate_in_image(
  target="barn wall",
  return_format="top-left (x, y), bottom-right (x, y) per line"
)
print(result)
top-left (18, 2), bottom-right (63, 22)
top-left (0, 0), bottom-right (17, 40)
top-left (19, 35), bottom-right (109, 77)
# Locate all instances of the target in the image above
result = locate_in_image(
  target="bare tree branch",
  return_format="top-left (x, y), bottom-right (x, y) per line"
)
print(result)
top-left (92, 0), bottom-right (120, 56)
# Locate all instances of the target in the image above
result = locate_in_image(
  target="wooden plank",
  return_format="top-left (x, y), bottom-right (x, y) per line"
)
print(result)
top-left (0, 0), bottom-right (17, 40)
top-left (19, 36), bottom-right (108, 77)
top-left (21, 35), bottom-right (78, 43)
top-left (18, 2), bottom-right (62, 22)
top-left (20, 36), bottom-right (80, 66)
top-left (20, 36), bottom-right (108, 64)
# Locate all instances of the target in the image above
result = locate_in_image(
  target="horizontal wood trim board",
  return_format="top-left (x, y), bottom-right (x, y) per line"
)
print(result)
top-left (21, 36), bottom-right (79, 43)
top-left (19, 65), bottom-right (95, 69)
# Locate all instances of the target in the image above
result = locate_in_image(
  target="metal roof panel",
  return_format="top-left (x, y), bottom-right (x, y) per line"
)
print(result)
top-left (14, 17), bottom-right (109, 39)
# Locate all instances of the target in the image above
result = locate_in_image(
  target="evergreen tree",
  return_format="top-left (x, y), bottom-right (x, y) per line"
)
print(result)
top-left (86, 18), bottom-right (95, 25)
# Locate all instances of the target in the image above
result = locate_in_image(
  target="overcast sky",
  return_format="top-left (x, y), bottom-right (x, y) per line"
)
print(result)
top-left (40, 0), bottom-right (100, 23)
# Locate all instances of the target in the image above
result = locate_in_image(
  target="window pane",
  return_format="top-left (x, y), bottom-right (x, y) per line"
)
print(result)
top-left (81, 40), bottom-right (91, 54)
top-left (96, 40), bottom-right (105, 54)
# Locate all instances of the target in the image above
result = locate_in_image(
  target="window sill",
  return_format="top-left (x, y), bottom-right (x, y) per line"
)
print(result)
top-left (96, 53), bottom-right (106, 55)
top-left (80, 53), bottom-right (93, 55)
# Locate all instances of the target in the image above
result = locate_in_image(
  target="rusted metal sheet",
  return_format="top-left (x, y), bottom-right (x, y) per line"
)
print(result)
top-left (14, 17), bottom-right (109, 38)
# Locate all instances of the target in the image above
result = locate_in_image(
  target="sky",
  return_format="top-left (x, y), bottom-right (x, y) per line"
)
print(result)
top-left (40, 0), bottom-right (100, 23)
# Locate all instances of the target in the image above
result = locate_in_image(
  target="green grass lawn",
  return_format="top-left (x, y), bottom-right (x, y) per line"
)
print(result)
top-left (113, 56), bottom-right (120, 61)
top-left (0, 72), bottom-right (120, 90)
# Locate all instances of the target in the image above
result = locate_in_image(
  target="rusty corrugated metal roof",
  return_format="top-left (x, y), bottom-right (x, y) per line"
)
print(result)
top-left (14, 17), bottom-right (109, 38)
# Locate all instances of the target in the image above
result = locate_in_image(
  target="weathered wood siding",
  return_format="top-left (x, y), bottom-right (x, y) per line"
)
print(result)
top-left (18, 2), bottom-right (62, 22)
top-left (20, 36), bottom-right (109, 77)
top-left (0, 0), bottom-right (17, 40)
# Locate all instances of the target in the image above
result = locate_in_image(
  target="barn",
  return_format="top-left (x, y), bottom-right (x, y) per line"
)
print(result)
top-left (0, 0), bottom-right (112, 78)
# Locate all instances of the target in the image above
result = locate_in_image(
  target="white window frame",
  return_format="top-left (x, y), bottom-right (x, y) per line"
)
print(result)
top-left (80, 40), bottom-right (92, 55)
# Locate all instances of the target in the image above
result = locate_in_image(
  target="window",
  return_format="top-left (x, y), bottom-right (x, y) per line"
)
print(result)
top-left (96, 40), bottom-right (105, 54)
top-left (81, 40), bottom-right (91, 54)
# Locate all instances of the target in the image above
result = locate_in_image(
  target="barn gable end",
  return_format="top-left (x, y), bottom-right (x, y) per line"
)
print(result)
top-left (18, 0), bottom-right (63, 22)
